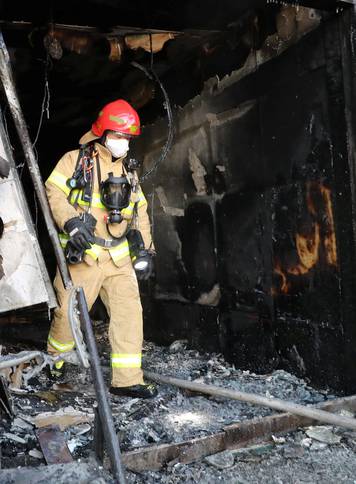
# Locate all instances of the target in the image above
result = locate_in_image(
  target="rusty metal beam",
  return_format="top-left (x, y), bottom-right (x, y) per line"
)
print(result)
top-left (122, 394), bottom-right (356, 472)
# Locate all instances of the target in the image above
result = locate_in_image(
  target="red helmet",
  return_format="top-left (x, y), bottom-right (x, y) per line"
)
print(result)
top-left (91, 99), bottom-right (141, 137)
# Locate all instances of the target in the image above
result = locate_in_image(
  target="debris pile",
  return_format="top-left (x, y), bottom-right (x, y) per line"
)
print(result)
top-left (1, 332), bottom-right (356, 482)
top-left (116, 341), bottom-right (327, 450)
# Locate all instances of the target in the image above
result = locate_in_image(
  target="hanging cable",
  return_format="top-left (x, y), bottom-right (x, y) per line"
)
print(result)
top-left (27, 53), bottom-right (51, 232)
top-left (130, 61), bottom-right (174, 183)
top-left (33, 54), bottom-right (51, 148)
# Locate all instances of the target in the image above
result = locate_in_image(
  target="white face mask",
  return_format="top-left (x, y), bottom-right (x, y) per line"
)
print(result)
top-left (105, 137), bottom-right (130, 158)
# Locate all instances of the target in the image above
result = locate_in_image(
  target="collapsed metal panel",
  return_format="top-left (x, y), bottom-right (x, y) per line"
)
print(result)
top-left (0, 111), bottom-right (56, 313)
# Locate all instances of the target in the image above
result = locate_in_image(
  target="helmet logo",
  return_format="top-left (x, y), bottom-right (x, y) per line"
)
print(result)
top-left (109, 113), bottom-right (136, 128)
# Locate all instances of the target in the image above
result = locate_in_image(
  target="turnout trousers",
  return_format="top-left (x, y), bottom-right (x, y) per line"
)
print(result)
top-left (47, 250), bottom-right (144, 387)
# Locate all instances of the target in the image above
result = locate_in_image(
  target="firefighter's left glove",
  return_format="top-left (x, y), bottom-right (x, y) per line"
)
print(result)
top-left (64, 215), bottom-right (96, 251)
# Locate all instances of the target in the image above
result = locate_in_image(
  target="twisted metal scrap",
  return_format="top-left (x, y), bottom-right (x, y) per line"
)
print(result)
top-left (0, 350), bottom-right (80, 386)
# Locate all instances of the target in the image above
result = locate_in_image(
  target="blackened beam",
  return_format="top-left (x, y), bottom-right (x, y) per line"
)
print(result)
top-left (122, 394), bottom-right (356, 472)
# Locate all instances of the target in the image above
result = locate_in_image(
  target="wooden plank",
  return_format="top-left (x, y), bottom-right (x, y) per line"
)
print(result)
top-left (122, 395), bottom-right (356, 472)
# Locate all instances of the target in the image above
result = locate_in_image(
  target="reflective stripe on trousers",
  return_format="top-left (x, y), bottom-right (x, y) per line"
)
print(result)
top-left (48, 335), bottom-right (75, 352)
top-left (111, 353), bottom-right (142, 368)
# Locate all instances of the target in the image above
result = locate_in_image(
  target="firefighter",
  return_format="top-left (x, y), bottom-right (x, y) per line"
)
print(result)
top-left (45, 99), bottom-right (157, 399)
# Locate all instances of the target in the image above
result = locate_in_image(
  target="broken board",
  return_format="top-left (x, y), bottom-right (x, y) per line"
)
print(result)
top-left (36, 425), bottom-right (73, 464)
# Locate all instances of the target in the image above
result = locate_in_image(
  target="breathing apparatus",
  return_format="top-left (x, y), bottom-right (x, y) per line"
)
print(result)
top-left (99, 154), bottom-right (143, 225)
top-left (100, 172), bottom-right (131, 225)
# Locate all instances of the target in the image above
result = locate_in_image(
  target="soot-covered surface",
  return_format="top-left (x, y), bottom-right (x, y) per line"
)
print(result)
top-left (137, 9), bottom-right (356, 393)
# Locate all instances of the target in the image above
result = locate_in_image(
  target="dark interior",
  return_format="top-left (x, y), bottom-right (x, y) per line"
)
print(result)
top-left (1, 0), bottom-right (356, 394)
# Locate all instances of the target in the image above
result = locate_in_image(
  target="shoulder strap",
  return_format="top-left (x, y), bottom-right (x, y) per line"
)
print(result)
top-left (67, 146), bottom-right (85, 206)
top-left (94, 145), bottom-right (102, 189)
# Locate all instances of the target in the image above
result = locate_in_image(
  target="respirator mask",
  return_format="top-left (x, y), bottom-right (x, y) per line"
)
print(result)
top-left (105, 137), bottom-right (130, 158)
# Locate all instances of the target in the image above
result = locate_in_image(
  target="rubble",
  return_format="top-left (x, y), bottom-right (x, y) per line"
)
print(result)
top-left (11, 416), bottom-right (33, 431)
top-left (1, 337), bottom-right (356, 482)
top-left (168, 340), bottom-right (188, 354)
top-left (3, 432), bottom-right (26, 444)
top-left (28, 448), bottom-right (43, 459)
top-left (0, 460), bottom-right (115, 483)
top-left (305, 426), bottom-right (342, 445)
top-left (204, 450), bottom-right (235, 469)
top-left (33, 407), bottom-right (94, 430)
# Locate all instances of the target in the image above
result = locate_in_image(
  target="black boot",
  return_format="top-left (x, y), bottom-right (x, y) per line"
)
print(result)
top-left (47, 360), bottom-right (66, 382)
top-left (109, 383), bottom-right (158, 399)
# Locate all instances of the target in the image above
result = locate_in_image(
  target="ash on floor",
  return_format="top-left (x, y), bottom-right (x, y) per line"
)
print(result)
top-left (1, 332), bottom-right (356, 483)
top-left (128, 442), bottom-right (356, 484)
top-left (115, 341), bottom-right (329, 450)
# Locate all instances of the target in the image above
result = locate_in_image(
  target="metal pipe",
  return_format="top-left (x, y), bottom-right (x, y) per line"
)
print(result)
top-left (77, 288), bottom-right (126, 483)
top-left (144, 370), bottom-right (356, 431)
top-left (0, 30), bottom-right (72, 289)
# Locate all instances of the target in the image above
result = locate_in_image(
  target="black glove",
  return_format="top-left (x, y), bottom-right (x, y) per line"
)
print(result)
top-left (64, 214), bottom-right (96, 251)
top-left (135, 250), bottom-right (155, 281)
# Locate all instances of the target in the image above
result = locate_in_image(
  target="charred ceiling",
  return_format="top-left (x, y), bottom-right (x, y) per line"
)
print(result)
top-left (0, 0), bottom-right (349, 137)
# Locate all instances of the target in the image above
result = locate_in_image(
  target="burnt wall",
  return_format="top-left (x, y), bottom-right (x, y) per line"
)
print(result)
top-left (138, 10), bottom-right (356, 393)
